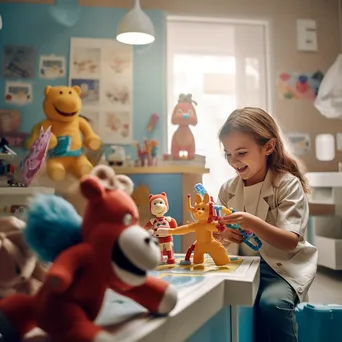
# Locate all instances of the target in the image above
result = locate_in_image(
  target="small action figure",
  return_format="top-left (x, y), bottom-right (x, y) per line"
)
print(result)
top-left (144, 192), bottom-right (177, 264)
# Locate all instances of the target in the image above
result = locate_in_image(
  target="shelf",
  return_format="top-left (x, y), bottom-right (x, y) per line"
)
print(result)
top-left (113, 166), bottom-right (210, 175)
top-left (0, 187), bottom-right (55, 196)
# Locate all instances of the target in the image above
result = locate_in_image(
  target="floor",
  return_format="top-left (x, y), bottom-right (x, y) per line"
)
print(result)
top-left (309, 266), bottom-right (342, 304)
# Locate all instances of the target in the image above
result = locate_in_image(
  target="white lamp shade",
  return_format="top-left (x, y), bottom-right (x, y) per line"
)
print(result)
top-left (116, 1), bottom-right (155, 45)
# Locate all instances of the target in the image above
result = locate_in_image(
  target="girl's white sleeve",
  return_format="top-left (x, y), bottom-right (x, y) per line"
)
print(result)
top-left (275, 176), bottom-right (309, 241)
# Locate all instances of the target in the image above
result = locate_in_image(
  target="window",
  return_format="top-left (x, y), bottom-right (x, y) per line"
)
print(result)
top-left (167, 17), bottom-right (271, 197)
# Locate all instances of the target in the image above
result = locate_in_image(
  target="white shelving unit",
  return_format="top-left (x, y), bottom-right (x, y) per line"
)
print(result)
top-left (306, 172), bottom-right (342, 270)
top-left (0, 186), bottom-right (55, 218)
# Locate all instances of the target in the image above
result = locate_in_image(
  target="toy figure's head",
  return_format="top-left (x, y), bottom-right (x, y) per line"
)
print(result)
top-left (43, 85), bottom-right (82, 123)
top-left (189, 193), bottom-right (211, 222)
top-left (80, 165), bottom-right (160, 286)
top-left (0, 217), bottom-right (37, 295)
top-left (149, 192), bottom-right (169, 217)
top-left (171, 93), bottom-right (198, 126)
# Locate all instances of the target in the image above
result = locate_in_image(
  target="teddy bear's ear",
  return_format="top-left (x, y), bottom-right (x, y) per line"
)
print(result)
top-left (116, 175), bottom-right (134, 195)
top-left (72, 85), bottom-right (82, 95)
top-left (91, 165), bottom-right (116, 188)
top-left (44, 86), bottom-right (52, 96)
top-left (80, 176), bottom-right (105, 201)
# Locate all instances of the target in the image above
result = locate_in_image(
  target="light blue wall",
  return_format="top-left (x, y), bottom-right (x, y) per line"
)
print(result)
top-left (0, 2), bottom-right (167, 157)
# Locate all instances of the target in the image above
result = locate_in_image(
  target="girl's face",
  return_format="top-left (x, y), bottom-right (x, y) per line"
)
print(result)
top-left (222, 131), bottom-right (274, 186)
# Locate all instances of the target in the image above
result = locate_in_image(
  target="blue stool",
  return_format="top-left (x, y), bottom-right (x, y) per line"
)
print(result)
top-left (296, 303), bottom-right (342, 342)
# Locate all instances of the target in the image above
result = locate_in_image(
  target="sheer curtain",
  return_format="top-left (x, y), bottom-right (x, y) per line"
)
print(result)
top-left (167, 18), bottom-right (270, 197)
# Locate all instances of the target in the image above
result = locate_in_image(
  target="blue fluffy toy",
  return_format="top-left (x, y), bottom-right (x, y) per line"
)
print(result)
top-left (24, 194), bottom-right (82, 263)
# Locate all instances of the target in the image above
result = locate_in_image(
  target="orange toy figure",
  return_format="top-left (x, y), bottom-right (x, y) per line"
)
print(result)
top-left (156, 192), bottom-right (230, 266)
top-left (144, 192), bottom-right (177, 264)
top-left (170, 94), bottom-right (198, 160)
top-left (0, 166), bottom-right (177, 342)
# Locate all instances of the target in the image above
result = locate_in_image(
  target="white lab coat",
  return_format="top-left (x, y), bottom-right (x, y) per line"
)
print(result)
top-left (218, 170), bottom-right (318, 302)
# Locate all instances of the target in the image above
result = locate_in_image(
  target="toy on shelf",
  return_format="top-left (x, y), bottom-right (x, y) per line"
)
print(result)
top-left (156, 188), bottom-right (230, 266)
top-left (26, 85), bottom-right (102, 181)
top-left (170, 93), bottom-right (198, 160)
top-left (0, 216), bottom-right (47, 298)
top-left (0, 127), bottom-right (51, 187)
top-left (0, 165), bottom-right (177, 341)
top-left (144, 192), bottom-right (177, 265)
top-left (107, 145), bottom-right (126, 167)
top-left (146, 113), bottom-right (159, 133)
top-left (134, 138), bottom-right (159, 166)
top-left (0, 137), bottom-right (16, 155)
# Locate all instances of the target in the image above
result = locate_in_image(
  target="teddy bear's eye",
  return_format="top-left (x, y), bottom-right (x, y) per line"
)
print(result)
top-left (59, 91), bottom-right (63, 95)
top-left (69, 91), bottom-right (72, 95)
top-left (15, 266), bottom-right (21, 275)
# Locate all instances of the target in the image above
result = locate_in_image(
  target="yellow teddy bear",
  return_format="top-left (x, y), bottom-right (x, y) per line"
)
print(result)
top-left (27, 85), bottom-right (102, 181)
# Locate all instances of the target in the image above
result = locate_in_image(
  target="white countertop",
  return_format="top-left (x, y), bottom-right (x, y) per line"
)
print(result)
top-left (24, 256), bottom-right (260, 342)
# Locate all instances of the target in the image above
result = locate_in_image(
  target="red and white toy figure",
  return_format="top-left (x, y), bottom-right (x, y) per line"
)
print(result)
top-left (144, 192), bottom-right (177, 264)
top-left (170, 93), bottom-right (198, 160)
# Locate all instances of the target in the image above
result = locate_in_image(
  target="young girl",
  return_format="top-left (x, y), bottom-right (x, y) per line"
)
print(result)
top-left (215, 107), bottom-right (318, 342)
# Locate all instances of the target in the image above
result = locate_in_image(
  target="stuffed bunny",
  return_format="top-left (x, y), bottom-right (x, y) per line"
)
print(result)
top-left (0, 216), bottom-right (47, 298)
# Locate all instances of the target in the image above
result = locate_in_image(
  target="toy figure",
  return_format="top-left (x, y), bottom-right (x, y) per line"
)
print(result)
top-left (156, 192), bottom-right (230, 266)
top-left (0, 216), bottom-right (47, 298)
top-left (26, 85), bottom-right (102, 181)
top-left (0, 165), bottom-right (177, 342)
top-left (170, 93), bottom-right (198, 160)
top-left (144, 192), bottom-right (177, 264)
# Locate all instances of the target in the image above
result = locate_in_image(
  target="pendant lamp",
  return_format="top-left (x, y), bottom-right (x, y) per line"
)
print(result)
top-left (116, 0), bottom-right (155, 45)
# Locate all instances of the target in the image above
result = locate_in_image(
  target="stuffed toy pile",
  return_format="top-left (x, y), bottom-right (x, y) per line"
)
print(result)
top-left (0, 165), bottom-right (177, 342)
top-left (0, 217), bottom-right (46, 299)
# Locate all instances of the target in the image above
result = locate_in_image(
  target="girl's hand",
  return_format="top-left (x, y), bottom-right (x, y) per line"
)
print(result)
top-left (218, 212), bottom-right (259, 232)
top-left (215, 228), bottom-right (244, 244)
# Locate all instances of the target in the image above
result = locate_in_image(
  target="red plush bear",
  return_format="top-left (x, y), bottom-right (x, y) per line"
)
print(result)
top-left (0, 165), bottom-right (177, 342)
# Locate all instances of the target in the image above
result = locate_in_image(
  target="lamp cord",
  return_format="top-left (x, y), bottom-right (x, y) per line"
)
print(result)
top-left (339, 0), bottom-right (342, 52)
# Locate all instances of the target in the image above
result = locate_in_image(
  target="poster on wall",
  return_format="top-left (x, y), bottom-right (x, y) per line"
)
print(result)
top-left (277, 71), bottom-right (324, 100)
top-left (39, 55), bottom-right (66, 79)
top-left (69, 37), bottom-right (133, 144)
top-left (285, 132), bottom-right (311, 156)
top-left (2, 45), bottom-right (35, 78)
top-left (0, 109), bottom-right (29, 147)
top-left (5, 81), bottom-right (32, 105)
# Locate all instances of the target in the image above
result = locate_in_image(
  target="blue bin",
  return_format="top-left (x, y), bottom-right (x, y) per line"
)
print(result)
top-left (296, 303), bottom-right (342, 342)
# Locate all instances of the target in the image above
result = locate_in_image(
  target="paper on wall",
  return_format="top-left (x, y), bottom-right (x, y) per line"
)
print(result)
top-left (285, 132), bottom-right (311, 156)
top-left (5, 81), bottom-right (32, 105)
top-left (69, 37), bottom-right (133, 144)
top-left (39, 55), bottom-right (66, 79)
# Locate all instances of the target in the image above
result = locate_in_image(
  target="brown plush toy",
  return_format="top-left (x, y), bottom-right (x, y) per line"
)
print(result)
top-left (0, 217), bottom-right (47, 298)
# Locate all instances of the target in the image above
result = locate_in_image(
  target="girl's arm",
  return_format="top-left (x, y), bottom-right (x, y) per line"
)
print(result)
top-left (251, 218), bottom-right (299, 251)
top-left (221, 176), bottom-right (307, 252)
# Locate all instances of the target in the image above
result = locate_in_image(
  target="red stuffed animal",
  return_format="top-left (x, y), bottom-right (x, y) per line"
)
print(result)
top-left (0, 165), bottom-right (177, 342)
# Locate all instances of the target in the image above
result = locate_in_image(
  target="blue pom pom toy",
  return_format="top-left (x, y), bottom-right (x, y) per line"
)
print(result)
top-left (24, 194), bottom-right (82, 263)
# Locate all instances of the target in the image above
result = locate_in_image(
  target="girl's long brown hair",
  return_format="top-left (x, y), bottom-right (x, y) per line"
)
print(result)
top-left (218, 107), bottom-right (311, 194)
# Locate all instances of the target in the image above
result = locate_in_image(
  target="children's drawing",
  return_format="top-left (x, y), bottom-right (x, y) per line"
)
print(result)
top-left (285, 132), bottom-right (311, 156)
top-left (5, 81), bottom-right (32, 105)
top-left (2, 45), bottom-right (35, 78)
top-left (106, 51), bottom-right (132, 74)
top-left (0, 110), bottom-right (28, 148)
top-left (71, 79), bottom-right (100, 105)
top-left (277, 71), bottom-right (324, 100)
top-left (104, 83), bottom-right (130, 108)
top-left (39, 55), bottom-right (66, 79)
top-left (71, 47), bottom-right (100, 76)
top-left (99, 111), bottom-right (132, 144)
